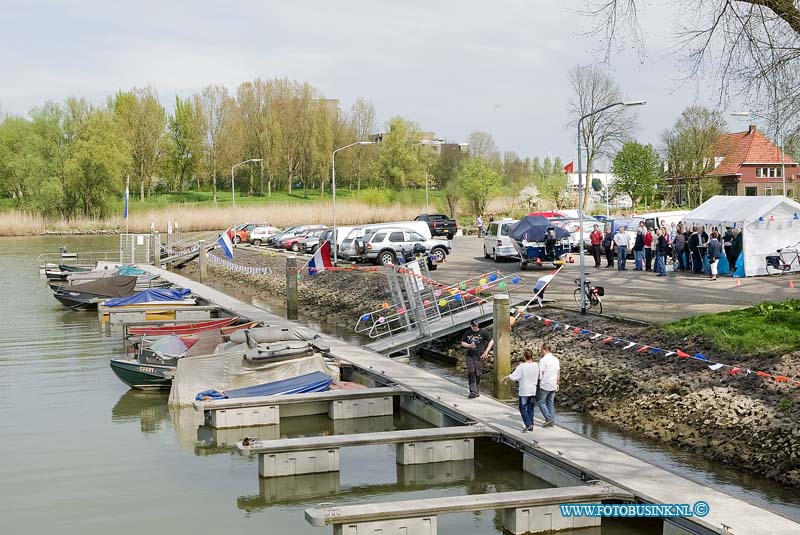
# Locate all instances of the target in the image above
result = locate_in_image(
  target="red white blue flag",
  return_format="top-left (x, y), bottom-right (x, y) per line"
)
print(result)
top-left (308, 241), bottom-right (333, 276)
top-left (218, 228), bottom-right (234, 259)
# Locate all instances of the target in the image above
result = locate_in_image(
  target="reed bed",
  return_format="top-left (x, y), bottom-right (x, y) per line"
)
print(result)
top-left (0, 201), bottom-right (428, 236)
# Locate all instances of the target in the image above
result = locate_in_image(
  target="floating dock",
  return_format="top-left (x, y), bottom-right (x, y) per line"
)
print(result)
top-left (147, 265), bottom-right (800, 535)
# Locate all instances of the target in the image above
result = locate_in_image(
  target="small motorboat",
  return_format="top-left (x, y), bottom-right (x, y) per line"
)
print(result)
top-left (127, 317), bottom-right (238, 337)
top-left (52, 275), bottom-right (138, 310)
top-left (195, 371), bottom-right (333, 401)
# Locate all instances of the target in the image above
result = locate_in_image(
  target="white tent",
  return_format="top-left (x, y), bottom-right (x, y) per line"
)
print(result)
top-left (684, 195), bottom-right (800, 276)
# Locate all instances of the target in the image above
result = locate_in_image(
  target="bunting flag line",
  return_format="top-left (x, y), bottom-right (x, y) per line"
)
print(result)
top-left (515, 313), bottom-right (798, 389)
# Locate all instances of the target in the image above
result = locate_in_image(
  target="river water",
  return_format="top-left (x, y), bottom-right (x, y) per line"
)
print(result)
top-left (1, 235), bottom-right (797, 534)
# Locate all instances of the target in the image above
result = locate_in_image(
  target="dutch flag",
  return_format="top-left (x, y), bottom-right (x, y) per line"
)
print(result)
top-left (218, 228), bottom-right (235, 259)
top-left (308, 241), bottom-right (333, 276)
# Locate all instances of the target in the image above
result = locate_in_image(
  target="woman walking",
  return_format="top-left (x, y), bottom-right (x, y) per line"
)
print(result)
top-left (503, 349), bottom-right (541, 432)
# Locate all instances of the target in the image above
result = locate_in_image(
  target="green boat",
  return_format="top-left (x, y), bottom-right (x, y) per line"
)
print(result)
top-left (109, 358), bottom-right (174, 390)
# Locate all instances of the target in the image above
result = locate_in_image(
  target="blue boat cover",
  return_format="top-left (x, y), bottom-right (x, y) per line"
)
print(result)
top-left (117, 265), bottom-right (147, 276)
top-left (105, 288), bottom-right (191, 307)
top-left (195, 371), bottom-right (332, 401)
top-left (509, 216), bottom-right (571, 242)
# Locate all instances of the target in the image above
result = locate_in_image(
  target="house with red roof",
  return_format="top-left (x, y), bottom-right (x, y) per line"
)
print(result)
top-left (708, 125), bottom-right (798, 197)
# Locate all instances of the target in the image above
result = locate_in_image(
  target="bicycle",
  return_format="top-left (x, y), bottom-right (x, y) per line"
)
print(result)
top-left (573, 277), bottom-right (604, 314)
top-left (765, 242), bottom-right (800, 276)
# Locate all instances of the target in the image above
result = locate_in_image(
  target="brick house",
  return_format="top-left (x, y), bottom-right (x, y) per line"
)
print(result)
top-left (707, 125), bottom-right (799, 198)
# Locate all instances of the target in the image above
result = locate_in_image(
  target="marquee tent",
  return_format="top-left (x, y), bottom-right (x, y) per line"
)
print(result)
top-left (683, 195), bottom-right (800, 277)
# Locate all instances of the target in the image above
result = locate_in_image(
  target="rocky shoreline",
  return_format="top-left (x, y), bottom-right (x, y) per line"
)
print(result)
top-left (180, 247), bottom-right (800, 488)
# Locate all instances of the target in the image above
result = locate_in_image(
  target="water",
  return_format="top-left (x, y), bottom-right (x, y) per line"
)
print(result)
top-left (0, 235), bottom-right (796, 534)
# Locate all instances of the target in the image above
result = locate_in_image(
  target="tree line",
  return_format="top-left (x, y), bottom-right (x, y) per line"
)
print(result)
top-left (0, 78), bottom-right (575, 219)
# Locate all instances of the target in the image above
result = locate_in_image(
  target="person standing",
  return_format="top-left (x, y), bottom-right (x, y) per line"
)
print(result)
top-left (602, 226), bottom-right (615, 268)
top-left (730, 228), bottom-right (743, 273)
top-left (502, 348), bottom-right (540, 432)
top-left (461, 320), bottom-right (493, 398)
top-left (673, 226), bottom-right (686, 271)
top-left (655, 228), bottom-right (668, 276)
top-left (723, 227), bottom-right (734, 267)
top-left (613, 227), bottom-right (629, 270)
top-left (707, 231), bottom-right (723, 281)
top-left (643, 226), bottom-right (654, 271)
top-left (688, 227), bottom-right (702, 274)
top-left (476, 215), bottom-right (484, 238)
top-left (633, 229), bottom-right (645, 271)
top-left (537, 344), bottom-right (560, 427)
top-left (589, 224), bottom-right (603, 268)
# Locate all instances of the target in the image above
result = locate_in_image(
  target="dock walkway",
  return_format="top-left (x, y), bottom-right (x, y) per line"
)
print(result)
top-left (148, 265), bottom-right (800, 535)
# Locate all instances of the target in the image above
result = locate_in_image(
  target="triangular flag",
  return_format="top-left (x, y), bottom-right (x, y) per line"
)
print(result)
top-left (756, 371), bottom-right (771, 378)
top-left (573, 327), bottom-right (581, 334)
top-left (694, 353), bottom-right (707, 361)
top-left (774, 376), bottom-right (789, 382)
top-left (601, 336), bottom-right (614, 343)
top-left (664, 352), bottom-right (675, 357)
top-left (728, 367), bottom-right (742, 375)
top-left (552, 322), bottom-right (561, 330)
top-left (636, 345), bottom-right (650, 353)
top-left (708, 363), bottom-right (724, 371)
top-left (591, 333), bottom-right (603, 339)
top-left (580, 329), bottom-right (592, 335)
top-left (650, 347), bottom-right (662, 355)
top-left (676, 350), bottom-right (691, 358)
top-left (622, 342), bottom-right (636, 350)
top-left (543, 319), bottom-right (551, 326)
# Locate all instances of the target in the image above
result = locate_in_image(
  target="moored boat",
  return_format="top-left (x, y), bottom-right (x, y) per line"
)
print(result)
top-left (52, 275), bottom-right (138, 310)
top-left (127, 317), bottom-right (238, 336)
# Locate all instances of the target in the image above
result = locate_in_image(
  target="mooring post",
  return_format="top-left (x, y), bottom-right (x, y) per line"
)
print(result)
top-left (198, 240), bottom-right (207, 282)
top-left (286, 255), bottom-right (299, 320)
top-left (493, 293), bottom-right (512, 400)
top-left (152, 231), bottom-right (161, 266)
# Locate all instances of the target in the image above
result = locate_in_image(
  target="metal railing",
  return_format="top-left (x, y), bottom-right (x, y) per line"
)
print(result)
top-left (354, 264), bottom-right (525, 343)
top-left (207, 252), bottom-right (272, 275)
top-left (37, 250), bottom-right (120, 267)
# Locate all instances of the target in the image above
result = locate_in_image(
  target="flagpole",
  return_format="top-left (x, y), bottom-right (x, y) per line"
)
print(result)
top-left (125, 175), bottom-right (130, 235)
top-left (299, 240), bottom-right (330, 272)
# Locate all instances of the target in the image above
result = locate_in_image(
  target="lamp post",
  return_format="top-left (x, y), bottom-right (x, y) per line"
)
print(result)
top-left (731, 111), bottom-right (786, 196)
top-left (231, 158), bottom-right (263, 229)
top-left (332, 141), bottom-right (375, 264)
top-left (577, 100), bottom-right (645, 314)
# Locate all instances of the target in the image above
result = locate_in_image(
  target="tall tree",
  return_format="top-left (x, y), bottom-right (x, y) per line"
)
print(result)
top-left (195, 85), bottom-right (236, 203)
top-left (111, 87), bottom-right (166, 201)
top-left (567, 64), bottom-right (636, 210)
top-left (611, 142), bottom-right (663, 206)
top-left (433, 145), bottom-right (469, 218)
top-left (346, 97), bottom-right (377, 191)
top-left (371, 116), bottom-right (426, 189)
top-left (466, 131), bottom-right (499, 161)
top-left (167, 95), bottom-right (203, 192)
top-left (455, 157), bottom-right (502, 216)
top-left (661, 106), bottom-right (727, 207)
top-left (63, 110), bottom-right (130, 217)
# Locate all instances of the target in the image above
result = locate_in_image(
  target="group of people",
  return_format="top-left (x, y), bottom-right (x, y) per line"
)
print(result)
top-left (461, 320), bottom-right (561, 433)
top-left (475, 214), bottom-right (496, 237)
top-left (589, 221), bottom-right (743, 281)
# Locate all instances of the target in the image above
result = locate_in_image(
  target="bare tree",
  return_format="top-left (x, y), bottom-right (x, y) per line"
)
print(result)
top-left (466, 131), bottom-right (499, 161)
top-left (567, 64), bottom-right (636, 210)
top-left (347, 97), bottom-right (377, 191)
top-left (196, 85), bottom-right (234, 203)
top-left (584, 1), bottom-right (800, 134)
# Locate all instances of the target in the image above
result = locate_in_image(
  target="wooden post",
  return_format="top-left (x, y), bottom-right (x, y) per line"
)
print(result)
top-left (198, 240), bottom-right (207, 282)
top-left (286, 256), bottom-right (298, 320)
top-left (493, 293), bottom-right (512, 400)
top-left (152, 231), bottom-right (160, 266)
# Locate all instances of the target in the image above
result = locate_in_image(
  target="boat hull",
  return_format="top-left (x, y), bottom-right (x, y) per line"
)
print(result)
top-left (109, 359), bottom-right (174, 390)
top-left (53, 291), bottom-right (102, 310)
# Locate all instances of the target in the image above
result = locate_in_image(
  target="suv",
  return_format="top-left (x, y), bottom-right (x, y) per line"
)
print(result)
top-left (357, 228), bottom-right (451, 267)
top-left (248, 225), bottom-right (280, 246)
top-left (233, 222), bottom-right (270, 244)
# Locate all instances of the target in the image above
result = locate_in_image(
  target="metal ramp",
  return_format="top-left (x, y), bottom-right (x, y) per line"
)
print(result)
top-left (159, 231), bottom-right (220, 265)
top-left (355, 260), bottom-right (525, 355)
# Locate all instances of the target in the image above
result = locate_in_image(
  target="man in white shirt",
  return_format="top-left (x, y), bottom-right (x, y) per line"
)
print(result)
top-left (502, 348), bottom-right (540, 432)
top-left (537, 344), bottom-right (560, 427)
top-left (613, 227), bottom-right (629, 270)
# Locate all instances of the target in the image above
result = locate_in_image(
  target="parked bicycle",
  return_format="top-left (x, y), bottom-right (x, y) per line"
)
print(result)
top-left (765, 242), bottom-right (800, 276)
top-left (573, 277), bottom-right (604, 314)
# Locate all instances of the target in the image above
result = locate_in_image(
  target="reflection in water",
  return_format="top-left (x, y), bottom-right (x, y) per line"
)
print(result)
top-left (111, 390), bottom-right (170, 434)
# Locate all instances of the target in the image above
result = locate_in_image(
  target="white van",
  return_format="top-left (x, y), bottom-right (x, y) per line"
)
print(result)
top-left (339, 221), bottom-right (432, 260)
top-left (628, 211), bottom-right (691, 232)
top-left (483, 218), bottom-right (519, 261)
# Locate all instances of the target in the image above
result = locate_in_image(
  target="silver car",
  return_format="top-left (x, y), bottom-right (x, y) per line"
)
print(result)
top-left (357, 227), bottom-right (451, 266)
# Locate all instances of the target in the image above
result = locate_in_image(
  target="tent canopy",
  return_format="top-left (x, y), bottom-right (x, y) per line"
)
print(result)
top-left (685, 195), bottom-right (800, 277)
top-left (684, 195), bottom-right (800, 226)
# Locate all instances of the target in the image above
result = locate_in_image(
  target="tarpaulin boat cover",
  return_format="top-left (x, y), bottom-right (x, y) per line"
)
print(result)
top-left (149, 335), bottom-right (191, 359)
top-left (105, 288), bottom-right (191, 307)
top-left (509, 216), bottom-right (571, 242)
top-left (69, 275), bottom-right (138, 297)
top-left (168, 353), bottom-right (338, 406)
top-left (195, 371), bottom-right (332, 400)
top-left (226, 326), bottom-right (320, 344)
top-left (117, 265), bottom-right (147, 276)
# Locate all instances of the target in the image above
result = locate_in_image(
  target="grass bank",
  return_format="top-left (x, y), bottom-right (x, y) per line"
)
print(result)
top-left (663, 299), bottom-right (800, 354)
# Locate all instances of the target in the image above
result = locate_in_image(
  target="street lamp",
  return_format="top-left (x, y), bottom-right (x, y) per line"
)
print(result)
top-left (231, 158), bottom-right (263, 229)
top-left (332, 141), bottom-right (374, 264)
top-left (577, 100), bottom-right (645, 314)
top-left (731, 111), bottom-right (786, 196)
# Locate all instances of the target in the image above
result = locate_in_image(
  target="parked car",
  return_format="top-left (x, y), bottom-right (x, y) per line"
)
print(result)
top-left (528, 211), bottom-right (565, 218)
top-left (233, 222), bottom-right (270, 244)
top-left (356, 227), bottom-right (451, 267)
top-left (266, 225), bottom-right (302, 247)
top-left (275, 225), bottom-right (326, 249)
top-left (414, 214), bottom-right (458, 239)
top-left (339, 221), bottom-right (432, 260)
top-left (628, 211), bottom-right (691, 232)
top-left (318, 227), bottom-right (354, 255)
top-left (283, 227), bottom-right (327, 252)
top-left (549, 215), bottom-right (601, 251)
top-left (248, 225), bottom-right (281, 246)
top-left (270, 225), bottom-right (316, 247)
top-left (483, 218), bottom-right (519, 261)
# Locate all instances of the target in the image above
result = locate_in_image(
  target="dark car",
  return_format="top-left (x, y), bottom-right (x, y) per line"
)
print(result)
top-left (414, 214), bottom-right (458, 239)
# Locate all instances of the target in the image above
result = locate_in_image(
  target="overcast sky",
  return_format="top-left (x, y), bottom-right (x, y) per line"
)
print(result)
top-left (1, 0), bottom-right (747, 165)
